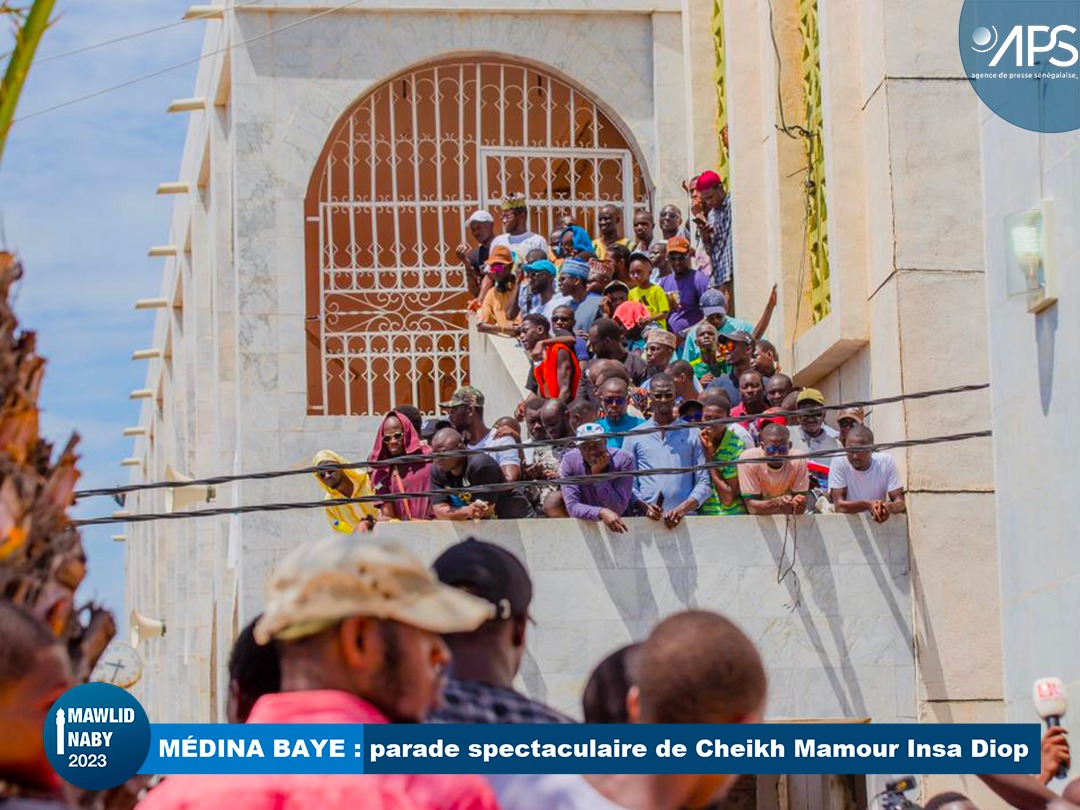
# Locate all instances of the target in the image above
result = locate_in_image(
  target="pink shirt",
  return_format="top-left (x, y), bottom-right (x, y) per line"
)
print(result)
top-left (137, 690), bottom-right (499, 810)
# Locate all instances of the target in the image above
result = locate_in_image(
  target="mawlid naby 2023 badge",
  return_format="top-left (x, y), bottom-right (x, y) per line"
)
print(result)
top-left (44, 682), bottom-right (151, 790)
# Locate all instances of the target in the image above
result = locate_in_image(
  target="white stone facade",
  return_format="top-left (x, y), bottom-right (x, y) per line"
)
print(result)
top-left (126, 9), bottom-right (1006, 790)
top-left (126, 0), bottom-right (724, 721)
top-left (979, 119), bottom-right (1080, 724)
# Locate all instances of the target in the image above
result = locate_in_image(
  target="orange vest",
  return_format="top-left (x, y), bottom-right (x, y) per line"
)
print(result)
top-left (533, 343), bottom-right (581, 400)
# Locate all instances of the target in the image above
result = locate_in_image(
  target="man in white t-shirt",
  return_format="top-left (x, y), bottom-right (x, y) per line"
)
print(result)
top-left (442, 385), bottom-right (521, 482)
top-left (490, 192), bottom-right (550, 264)
top-left (827, 424), bottom-right (905, 523)
top-left (490, 610), bottom-right (767, 810)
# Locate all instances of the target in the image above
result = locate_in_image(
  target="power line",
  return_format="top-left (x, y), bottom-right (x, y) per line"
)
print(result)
top-left (34, 4), bottom-right (267, 65)
top-left (74, 382), bottom-right (990, 500)
top-left (15, 0), bottom-right (369, 124)
top-left (73, 429), bottom-right (991, 527)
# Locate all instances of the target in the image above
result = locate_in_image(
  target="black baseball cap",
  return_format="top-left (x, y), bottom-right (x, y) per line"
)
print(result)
top-left (432, 538), bottom-right (532, 621)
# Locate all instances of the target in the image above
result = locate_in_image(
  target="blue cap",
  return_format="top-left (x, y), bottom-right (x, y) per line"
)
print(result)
top-left (559, 259), bottom-right (590, 280)
top-left (523, 259), bottom-right (558, 276)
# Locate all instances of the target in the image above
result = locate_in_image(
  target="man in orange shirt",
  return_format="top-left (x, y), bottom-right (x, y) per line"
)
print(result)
top-left (476, 244), bottom-right (521, 335)
top-left (736, 422), bottom-right (810, 515)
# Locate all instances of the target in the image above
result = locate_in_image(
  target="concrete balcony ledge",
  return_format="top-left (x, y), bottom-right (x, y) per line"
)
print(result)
top-left (370, 514), bottom-right (914, 723)
top-left (467, 320), bottom-right (531, 418)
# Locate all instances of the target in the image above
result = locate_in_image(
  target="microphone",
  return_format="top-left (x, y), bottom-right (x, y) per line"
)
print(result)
top-left (1033, 677), bottom-right (1069, 780)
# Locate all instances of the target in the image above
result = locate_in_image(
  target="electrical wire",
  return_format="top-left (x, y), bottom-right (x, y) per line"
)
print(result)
top-left (73, 429), bottom-right (991, 527)
top-left (34, 3), bottom-right (267, 65)
top-left (14, 0), bottom-right (369, 124)
top-left (74, 382), bottom-right (990, 500)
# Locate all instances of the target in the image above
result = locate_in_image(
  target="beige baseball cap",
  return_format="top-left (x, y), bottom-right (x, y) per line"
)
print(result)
top-left (254, 534), bottom-right (496, 644)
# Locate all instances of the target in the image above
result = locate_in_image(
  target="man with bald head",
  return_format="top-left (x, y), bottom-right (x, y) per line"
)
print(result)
top-left (731, 370), bottom-right (767, 424)
top-left (593, 203), bottom-right (630, 260)
top-left (429, 428), bottom-right (533, 520)
top-left (495, 610), bottom-right (767, 810)
top-left (924, 793), bottom-right (981, 810)
top-left (657, 204), bottom-right (688, 241)
top-left (737, 423), bottom-right (810, 515)
top-left (597, 377), bottom-right (644, 449)
top-left (765, 374), bottom-right (795, 409)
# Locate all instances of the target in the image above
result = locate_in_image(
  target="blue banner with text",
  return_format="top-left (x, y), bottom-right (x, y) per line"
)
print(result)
top-left (139, 723), bottom-right (1042, 776)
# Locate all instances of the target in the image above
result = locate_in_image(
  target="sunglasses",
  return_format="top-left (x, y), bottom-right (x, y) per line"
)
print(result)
top-left (601, 396), bottom-right (627, 407)
top-left (681, 412), bottom-right (703, 422)
top-left (839, 419), bottom-right (858, 428)
top-left (763, 444), bottom-right (790, 455)
top-left (383, 432), bottom-right (405, 442)
top-left (487, 264), bottom-right (510, 274)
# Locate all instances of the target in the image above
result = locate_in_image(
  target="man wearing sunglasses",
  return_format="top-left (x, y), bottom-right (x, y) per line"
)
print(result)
top-left (736, 423), bottom-right (810, 515)
top-left (702, 330), bottom-right (754, 406)
top-left (597, 377), bottom-right (644, 449)
top-left (476, 244), bottom-right (522, 336)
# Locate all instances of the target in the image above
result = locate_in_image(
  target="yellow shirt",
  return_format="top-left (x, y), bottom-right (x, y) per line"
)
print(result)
top-left (591, 237), bottom-right (630, 261)
top-left (629, 283), bottom-right (669, 330)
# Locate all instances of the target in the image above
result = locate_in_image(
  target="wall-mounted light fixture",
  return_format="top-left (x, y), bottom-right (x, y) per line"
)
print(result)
top-left (1005, 202), bottom-right (1057, 314)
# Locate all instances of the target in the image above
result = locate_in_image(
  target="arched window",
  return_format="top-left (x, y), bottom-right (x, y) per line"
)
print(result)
top-left (304, 55), bottom-right (651, 416)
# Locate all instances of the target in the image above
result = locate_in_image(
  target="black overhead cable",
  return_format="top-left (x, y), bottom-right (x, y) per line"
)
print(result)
top-left (74, 429), bottom-right (990, 527)
top-left (75, 382), bottom-right (990, 500)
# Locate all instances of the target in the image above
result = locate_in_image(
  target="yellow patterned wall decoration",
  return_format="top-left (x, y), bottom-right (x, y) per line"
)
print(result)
top-left (712, 0), bottom-right (730, 183)
top-left (799, 0), bottom-right (832, 322)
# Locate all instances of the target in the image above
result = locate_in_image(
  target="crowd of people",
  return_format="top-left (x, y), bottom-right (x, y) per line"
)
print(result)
top-left (314, 173), bottom-right (905, 532)
top-left (1, 533), bottom-right (1072, 809)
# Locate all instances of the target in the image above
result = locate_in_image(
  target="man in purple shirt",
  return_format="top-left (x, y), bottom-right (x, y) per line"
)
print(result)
top-left (659, 235), bottom-right (710, 337)
top-left (559, 422), bottom-right (636, 533)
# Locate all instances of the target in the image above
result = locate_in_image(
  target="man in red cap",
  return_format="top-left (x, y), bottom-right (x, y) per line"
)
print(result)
top-left (694, 170), bottom-right (734, 311)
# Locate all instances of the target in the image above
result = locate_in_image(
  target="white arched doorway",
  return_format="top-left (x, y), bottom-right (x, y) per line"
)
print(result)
top-left (304, 55), bottom-right (652, 416)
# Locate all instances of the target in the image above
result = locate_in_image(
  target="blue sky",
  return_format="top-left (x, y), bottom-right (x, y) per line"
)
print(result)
top-left (2, 2), bottom-right (204, 621)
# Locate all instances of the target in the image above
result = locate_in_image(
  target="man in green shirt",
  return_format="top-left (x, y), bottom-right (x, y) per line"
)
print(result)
top-left (698, 391), bottom-right (747, 515)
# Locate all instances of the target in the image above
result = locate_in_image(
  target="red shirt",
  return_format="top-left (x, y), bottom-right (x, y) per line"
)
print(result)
top-left (137, 690), bottom-right (499, 810)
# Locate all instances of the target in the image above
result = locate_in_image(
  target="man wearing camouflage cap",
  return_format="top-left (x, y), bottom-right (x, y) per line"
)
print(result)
top-left (443, 385), bottom-right (520, 483)
top-left (139, 534), bottom-right (499, 810)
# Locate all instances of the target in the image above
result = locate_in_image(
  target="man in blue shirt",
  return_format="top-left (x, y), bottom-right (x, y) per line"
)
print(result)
top-left (597, 377), bottom-right (645, 449)
top-left (557, 258), bottom-right (602, 333)
top-left (622, 373), bottom-right (712, 528)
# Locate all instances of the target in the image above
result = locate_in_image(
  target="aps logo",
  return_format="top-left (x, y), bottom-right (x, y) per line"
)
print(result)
top-left (969, 23), bottom-right (1079, 66)
top-left (959, 0), bottom-right (1080, 133)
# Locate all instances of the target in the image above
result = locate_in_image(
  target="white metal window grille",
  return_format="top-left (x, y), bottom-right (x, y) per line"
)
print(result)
top-left (305, 57), bottom-right (651, 416)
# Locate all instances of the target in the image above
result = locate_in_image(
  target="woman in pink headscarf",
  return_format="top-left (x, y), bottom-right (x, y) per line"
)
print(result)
top-left (368, 410), bottom-right (433, 521)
